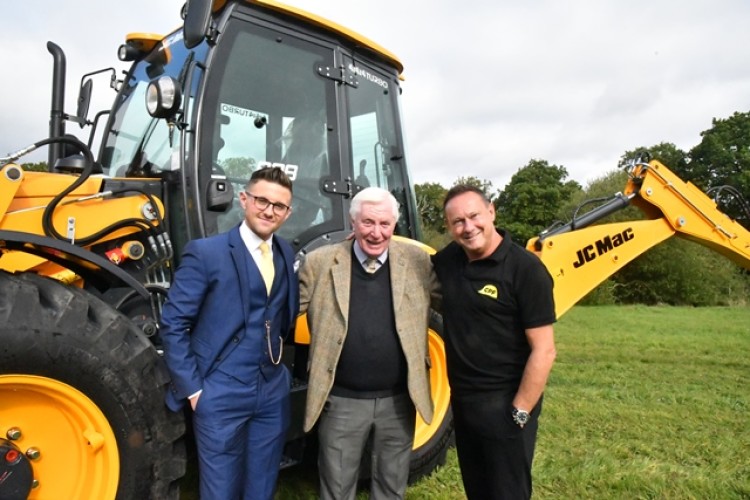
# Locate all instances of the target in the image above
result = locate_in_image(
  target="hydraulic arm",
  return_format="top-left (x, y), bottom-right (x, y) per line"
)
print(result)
top-left (528, 160), bottom-right (750, 318)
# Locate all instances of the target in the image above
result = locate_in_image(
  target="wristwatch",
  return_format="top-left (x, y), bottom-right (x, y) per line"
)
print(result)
top-left (511, 407), bottom-right (530, 428)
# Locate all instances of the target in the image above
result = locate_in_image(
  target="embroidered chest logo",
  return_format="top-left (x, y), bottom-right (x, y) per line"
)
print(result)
top-left (477, 285), bottom-right (498, 299)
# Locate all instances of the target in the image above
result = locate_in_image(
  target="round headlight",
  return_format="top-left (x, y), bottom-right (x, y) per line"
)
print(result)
top-left (146, 81), bottom-right (159, 115)
top-left (118, 44), bottom-right (140, 62)
top-left (145, 76), bottom-right (182, 119)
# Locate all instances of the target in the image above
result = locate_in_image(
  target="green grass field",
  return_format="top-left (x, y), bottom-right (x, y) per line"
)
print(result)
top-left (183, 306), bottom-right (750, 499)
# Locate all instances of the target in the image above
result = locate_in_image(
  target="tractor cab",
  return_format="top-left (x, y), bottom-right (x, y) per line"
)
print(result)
top-left (98, 0), bottom-right (420, 260)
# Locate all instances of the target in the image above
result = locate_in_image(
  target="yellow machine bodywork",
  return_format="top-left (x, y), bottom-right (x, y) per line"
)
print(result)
top-left (528, 160), bottom-right (750, 318)
top-left (249, 0), bottom-right (404, 73)
top-left (0, 166), bottom-right (163, 276)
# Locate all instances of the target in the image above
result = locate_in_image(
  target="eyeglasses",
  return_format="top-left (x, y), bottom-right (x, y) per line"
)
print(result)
top-left (244, 192), bottom-right (291, 216)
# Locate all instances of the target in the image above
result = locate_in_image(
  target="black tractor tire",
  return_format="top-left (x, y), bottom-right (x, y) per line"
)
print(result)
top-left (407, 405), bottom-right (454, 484)
top-left (0, 271), bottom-right (185, 499)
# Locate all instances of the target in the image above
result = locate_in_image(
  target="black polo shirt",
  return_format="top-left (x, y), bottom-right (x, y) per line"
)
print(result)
top-left (432, 229), bottom-right (556, 395)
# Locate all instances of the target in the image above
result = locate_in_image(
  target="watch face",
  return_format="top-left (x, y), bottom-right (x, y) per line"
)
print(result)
top-left (513, 408), bottom-right (530, 425)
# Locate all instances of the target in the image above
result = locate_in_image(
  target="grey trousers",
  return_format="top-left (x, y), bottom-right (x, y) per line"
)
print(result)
top-left (317, 393), bottom-right (416, 500)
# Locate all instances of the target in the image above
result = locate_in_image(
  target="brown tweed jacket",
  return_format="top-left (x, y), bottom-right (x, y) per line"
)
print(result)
top-left (299, 238), bottom-right (440, 433)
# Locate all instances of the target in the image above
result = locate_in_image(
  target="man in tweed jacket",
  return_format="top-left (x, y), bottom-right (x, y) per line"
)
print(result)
top-left (299, 187), bottom-right (440, 500)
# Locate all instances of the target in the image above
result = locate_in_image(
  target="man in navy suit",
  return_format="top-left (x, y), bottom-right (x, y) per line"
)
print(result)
top-left (159, 167), bottom-right (299, 500)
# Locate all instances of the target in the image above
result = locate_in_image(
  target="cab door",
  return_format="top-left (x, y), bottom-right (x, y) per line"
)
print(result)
top-left (339, 53), bottom-right (418, 238)
top-left (197, 13), bottom-right (344, 249)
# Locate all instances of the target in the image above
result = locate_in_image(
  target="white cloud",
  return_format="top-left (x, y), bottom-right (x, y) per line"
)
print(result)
top-left (3, 0), bottom-right (749, 193)
top-left (0, 0), bottom-right (181, 159)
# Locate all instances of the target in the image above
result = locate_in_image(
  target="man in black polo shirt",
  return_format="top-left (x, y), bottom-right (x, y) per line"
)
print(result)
top-left (299, 187), bottom-right (440, 500)
top-left (432, 184), bottom-right (557, 500)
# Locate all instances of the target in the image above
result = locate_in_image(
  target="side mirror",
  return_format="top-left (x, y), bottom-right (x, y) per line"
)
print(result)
top-left (183, 0), bottom-right (213, 49)
top-left (75, 79), bottom-right (93, 128)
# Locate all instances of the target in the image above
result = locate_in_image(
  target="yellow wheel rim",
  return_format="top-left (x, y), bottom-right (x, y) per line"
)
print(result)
top-left (413, 330), bottom-right (451, 449)
top-left (0, 375), bottom-right (119, 499)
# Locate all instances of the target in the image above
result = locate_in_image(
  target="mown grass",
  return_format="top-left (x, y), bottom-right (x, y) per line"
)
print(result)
top-left (182, 306), bottom-right (750, 499)
top-left (534, 305), bottom-right (749, 499)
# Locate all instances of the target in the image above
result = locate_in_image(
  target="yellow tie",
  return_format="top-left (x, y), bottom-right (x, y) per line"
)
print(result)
top-left (259, 241), bottom-right (275, 294)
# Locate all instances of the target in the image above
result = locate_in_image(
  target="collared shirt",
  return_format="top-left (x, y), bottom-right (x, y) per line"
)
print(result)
top-left (432, 229), bottom-right (556, 394)
top-left (352, 240), bottom-right (388, 272)
top-left (240, 221), bottom-right (274, 266)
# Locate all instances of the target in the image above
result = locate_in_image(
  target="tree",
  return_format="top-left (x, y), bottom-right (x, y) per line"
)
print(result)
top-left (558, 168), bottom-right (634, 224)
top-left (220, 156), bottom-right (258, 180)
top-left (20, 161), bottom-right (48, 172)
top-left (619, 142), bottom-right (689, 173)
top-left (452, 176), bottom-right (494, 199)
top-left (415, 182), bottom-right (447, 234)
top-left (414, 182), bottom-right (451, 249)
top-left (682, 111), bottom-right (750, 229)
top-left (495, 159), bottom-right (582, 245)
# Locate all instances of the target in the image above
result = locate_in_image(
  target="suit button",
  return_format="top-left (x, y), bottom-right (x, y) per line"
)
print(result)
top-left (232, 336), bottom-right (239, 343)
top-left (337, 338), bottom-right (343, 345)
top-left (327, 367), bottom-right (333, 373)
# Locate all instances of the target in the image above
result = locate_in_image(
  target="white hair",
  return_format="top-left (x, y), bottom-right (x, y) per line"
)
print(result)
top-left (350, 187), bottom-right (400, 220)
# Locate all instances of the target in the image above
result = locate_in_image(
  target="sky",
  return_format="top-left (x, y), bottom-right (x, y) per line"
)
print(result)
top-left (3, 1), bottom-right (750, 191)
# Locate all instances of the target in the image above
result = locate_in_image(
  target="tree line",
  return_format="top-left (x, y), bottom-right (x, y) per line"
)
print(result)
top-left (416, 110), bottom-right (750, 307)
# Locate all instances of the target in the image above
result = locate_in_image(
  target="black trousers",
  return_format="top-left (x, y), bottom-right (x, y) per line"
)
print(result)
top-left (452, 391), bottom-right (542, 500)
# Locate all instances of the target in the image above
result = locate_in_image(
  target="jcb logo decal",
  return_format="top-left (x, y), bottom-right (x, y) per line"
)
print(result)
top-left (478, 285), bottom-right (498, 299)
top-left (573, 228), bottom-right (634, 268)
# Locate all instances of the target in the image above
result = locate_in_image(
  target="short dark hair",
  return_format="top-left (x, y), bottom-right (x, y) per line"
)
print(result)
top-left (443, 184), bottom-right (490, 209)
top-left (247, 166), bottom-right (293, 194)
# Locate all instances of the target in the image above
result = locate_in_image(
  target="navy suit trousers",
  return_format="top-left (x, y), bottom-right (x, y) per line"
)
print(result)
top-left (192, 364), bottom-right (291, 500)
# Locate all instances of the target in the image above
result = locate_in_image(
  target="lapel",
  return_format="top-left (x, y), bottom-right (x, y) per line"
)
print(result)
top-left (331, 241), bottom-right (353, 319)
top-left (270, 239), bottom-right (284, 292)
top-left (388, 241), bottom-right (406, 313)
top-left (228, 225), bottom-right (251, 312)
top-left (276, 237), bottom-right (300, 325)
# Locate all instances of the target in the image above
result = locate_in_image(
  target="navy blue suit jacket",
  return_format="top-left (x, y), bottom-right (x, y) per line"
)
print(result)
top-left (159, 224), bottom-right (299, 411)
